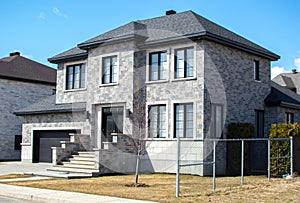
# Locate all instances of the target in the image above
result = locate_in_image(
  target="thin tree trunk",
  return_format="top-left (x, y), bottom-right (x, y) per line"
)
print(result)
top-left (135, 149), bottom-right (140, 185)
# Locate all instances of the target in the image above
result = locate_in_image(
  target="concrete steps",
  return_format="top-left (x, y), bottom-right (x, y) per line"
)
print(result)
top-left (47, 151), bottom-right (99, 177)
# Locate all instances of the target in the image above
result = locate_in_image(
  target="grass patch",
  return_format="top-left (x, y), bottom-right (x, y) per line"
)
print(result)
top-left (4, 174), bottom-right (300, 202)
top-left (0, 174), bottom-right (33, 180)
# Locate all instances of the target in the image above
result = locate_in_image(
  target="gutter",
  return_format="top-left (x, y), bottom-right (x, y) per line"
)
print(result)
top-left (14, 108), bottom-right (86, 116)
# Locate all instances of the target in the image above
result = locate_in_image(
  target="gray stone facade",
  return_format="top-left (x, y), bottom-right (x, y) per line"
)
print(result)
top-left (0, 78), bottom-right (54, 160)
top-left (20, 11), bottom-right (285, 175)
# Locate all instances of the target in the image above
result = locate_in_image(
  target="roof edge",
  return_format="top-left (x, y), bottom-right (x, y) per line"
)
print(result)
top-left (0, 75), bottom-right (56, 86)
top-left (48, 52), bottom-right (88, 64)
top-left (14, 108), bottom-right (86, 116)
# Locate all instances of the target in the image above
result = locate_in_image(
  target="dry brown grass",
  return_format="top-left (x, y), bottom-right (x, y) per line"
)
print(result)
top-left (0, 174), bottom-right (32, 180)
top-left (4, 174), bottom-right (300, 202)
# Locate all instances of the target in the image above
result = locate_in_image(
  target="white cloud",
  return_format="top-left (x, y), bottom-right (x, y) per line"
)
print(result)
top-left (38, 12), bottom-right (47, 20)
top-left (294, 58), bottom-right (300, 69)
top-left (271, 66), bottom-right (286, 79)
top-left (52, 7), bottom-right (68, 19)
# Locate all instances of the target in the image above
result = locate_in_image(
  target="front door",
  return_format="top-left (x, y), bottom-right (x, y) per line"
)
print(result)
top-left (101, 106), bottom-right (124, 142)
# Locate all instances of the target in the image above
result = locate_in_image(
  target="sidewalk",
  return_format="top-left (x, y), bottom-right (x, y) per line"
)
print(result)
top-left (0, 183), bottom-right (157, 203)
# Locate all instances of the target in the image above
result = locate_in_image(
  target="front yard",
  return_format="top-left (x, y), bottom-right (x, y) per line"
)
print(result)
top-left (2, 174), bottom-right (300, 202)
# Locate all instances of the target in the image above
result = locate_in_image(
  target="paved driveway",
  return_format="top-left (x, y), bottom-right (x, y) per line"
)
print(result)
top-left (0, 162), bottom-right (51, 176)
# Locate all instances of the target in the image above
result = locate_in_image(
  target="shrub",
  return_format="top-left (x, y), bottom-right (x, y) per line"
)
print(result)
top-left (269, 123), bottom-right (300, 177)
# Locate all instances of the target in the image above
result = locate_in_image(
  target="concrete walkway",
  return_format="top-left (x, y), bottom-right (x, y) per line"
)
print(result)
top-left (0, 162), bottom-right (156, 203)
top-left (0, 184), bottom-right (156, 203)
top-left (0, 162), bottom-right (51, 176)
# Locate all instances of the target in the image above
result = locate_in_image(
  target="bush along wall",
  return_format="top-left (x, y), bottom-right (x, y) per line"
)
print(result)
top-left (226, 123), bottom-right (254, 176)
top-left (269, 123), bottom-right (300, 177)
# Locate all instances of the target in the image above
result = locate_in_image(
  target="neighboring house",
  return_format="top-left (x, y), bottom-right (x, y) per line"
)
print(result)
top-left (273, 69), bottom-right (300, 93)
top-left (16, 10), bottom-right (286, 175)
top-left (0, 52), bottom-right (56, 160)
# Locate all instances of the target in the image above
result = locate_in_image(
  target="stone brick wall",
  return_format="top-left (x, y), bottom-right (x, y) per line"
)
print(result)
top-left (202, 40), bottom-right (271, 175)
top-left (21, 112), bottom-right (89, 163)
top-left (0, 78), bottom-right (54, 160)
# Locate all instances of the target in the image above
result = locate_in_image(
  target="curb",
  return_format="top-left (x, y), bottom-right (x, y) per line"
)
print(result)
top-left (0, 183), bottom-right (156, 203)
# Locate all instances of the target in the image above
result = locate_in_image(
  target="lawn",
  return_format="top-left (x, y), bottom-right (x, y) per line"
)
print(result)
top-left (3, 174), bottom-right (300, 202)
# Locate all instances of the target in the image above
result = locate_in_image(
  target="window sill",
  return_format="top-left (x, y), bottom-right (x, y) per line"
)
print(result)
top-left (63, 88), bottom-right (87, 93)
top-left (254, 79), bottom-right (262, 83)
top-left (145, 80), bottom-right (169, 85)
top-left (145, 137), bottom-right (198, 141)
top-left (172, 77), bottom-right (197, 82)
top-left (99, 83), bottom-right (119, 87)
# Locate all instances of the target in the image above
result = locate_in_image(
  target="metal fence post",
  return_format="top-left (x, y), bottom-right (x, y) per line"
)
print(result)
top-left (176, 136), bottom-right (180, 197)
top-left (241, 140), bottom-right (244, 185)
top-left (267, 139), bottom-right (270, 182)
top-left (290, 136), bottom-right (293, 176)
top-left (213, 141), bottom-right (216, 192)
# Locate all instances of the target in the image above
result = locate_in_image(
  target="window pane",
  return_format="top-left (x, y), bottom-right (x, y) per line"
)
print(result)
top-left (175, 50), bottom-right (184, 78)
top-left (112, 57), bottom-right (118, 83)
top-left (150, 53), bottom-right (159, 81)
top-left (67, 66), bottom-right (73, 90)
top-left (215, 105), bottom-right (222, 138)
top-left (74, 65), bottom-right (80, 89)
top-left (186, 48), bottom-right (194, 77)
top-left (149, 106), bottom-right (158, 138)
top-left (185, 104), bottom-right (193, 138)
top-left (175, 105), bottom-right (184, 137)
top-left (160, 53), bottom-right (167, 80)
top-left (158, 106), bottom-right (166, 138)
top-left (103, 58), bottom-right (111, 84)
top-left (80, 64), bottom-right (85, 88)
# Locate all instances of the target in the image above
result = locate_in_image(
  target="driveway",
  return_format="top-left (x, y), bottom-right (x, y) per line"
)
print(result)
top-left (0, 162), bottom-right (51, 176)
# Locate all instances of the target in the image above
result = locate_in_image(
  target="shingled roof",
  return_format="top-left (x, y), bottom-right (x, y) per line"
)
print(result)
top-left (0, 52), bottom-right (56, 85)
top-left (49, 10), bottom-right (279, 63)
top-left (265, 82), bottom-right (300, 109)
top-left (14, 95), bottom-right (86, 116)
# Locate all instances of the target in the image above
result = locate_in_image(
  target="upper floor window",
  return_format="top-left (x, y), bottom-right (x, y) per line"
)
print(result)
top-left (102, 56), bottom-right (118, 84)
top-left (149, 51), bottom-right (167, 81)
top-left (254, 60), bottom-right (260, 81)
top-left (66, 64), bottom-right (85, 90)
top-left (174, 103), bottom-right (193, 138)
top-left (285, 112), bottom-right (294, 124)
top-left (148, 105), bottom-right (167, 138)
top-left (174, 47), bottom-right (194, 79)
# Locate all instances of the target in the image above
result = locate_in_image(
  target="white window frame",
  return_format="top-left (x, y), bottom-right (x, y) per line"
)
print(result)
top-left (170, 100), bottom-right (196, 139)
top-left (146, 101), bottom-right (169, 139)
top-left (146, 48), bottom-right (170, 84)
top-left (99, 52), bottom-right (120, 87)
top-left (63, 60), bottom-right (87, 92)
top-left (171, 44), bottom-right (197, 82)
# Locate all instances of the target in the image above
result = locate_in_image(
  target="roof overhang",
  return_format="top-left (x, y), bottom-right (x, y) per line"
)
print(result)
top-left (48, 52), bottom-right (88, 64)
top-left (14, 108), bottom-right (86, 116)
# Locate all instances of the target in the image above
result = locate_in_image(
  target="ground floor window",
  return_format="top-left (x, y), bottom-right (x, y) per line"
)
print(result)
top-left (14, 135), bottom-right (22, 150)
top-left (255, 110), bottom-right (264, 138)
top-left (148, 105), bottom-right (167, 138)
top-left (285, 112), bottom-right (294, 124)
top-left (174, 103), bottom-right (193, 138)
top-left (210, 104), bottom-right (223, 138)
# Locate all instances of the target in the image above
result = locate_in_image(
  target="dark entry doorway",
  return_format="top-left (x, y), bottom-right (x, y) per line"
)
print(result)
top-left (101, 106), bottom-right (124, 142)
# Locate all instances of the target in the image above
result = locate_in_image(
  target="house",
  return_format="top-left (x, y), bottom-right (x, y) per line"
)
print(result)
top-left (273, 69), bottom-right (300, 93)
top-left (16, 10), bottom-right (286, 176)
top-left (0, 52), bottom-right (56, 160)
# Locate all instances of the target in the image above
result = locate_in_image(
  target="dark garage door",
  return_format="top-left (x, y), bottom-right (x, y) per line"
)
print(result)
top-left (33, 130), bottom-right (77, 163)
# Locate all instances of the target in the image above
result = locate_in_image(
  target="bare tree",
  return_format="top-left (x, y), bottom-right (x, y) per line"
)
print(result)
top-left (132, 87), bottom-right (149, 185)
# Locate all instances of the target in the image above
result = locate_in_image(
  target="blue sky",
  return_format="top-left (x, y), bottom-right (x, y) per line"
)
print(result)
top-left (0, 0), bottom-right (299, 78)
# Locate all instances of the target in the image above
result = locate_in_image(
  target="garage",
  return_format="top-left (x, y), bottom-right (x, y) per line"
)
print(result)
top-left (32, 130), bottom-right (78, 163)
